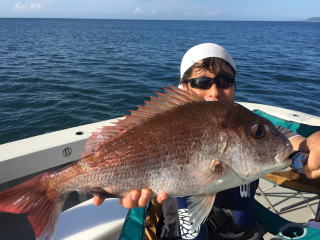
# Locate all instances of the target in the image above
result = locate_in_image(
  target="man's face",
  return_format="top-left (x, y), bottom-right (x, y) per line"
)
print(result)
top-left (181, 61), bottom-right (235, 102)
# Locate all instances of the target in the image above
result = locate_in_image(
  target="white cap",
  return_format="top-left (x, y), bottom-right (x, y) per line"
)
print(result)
top-left (180, 43), bottom-right (237, 79)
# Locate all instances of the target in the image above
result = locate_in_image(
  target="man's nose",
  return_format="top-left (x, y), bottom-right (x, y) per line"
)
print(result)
top-left (204, 83), bottom-right (219, 101)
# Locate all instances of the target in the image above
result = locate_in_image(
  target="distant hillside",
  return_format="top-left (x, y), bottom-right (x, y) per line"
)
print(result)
top-left (305, 17), bottom-right (320, 22)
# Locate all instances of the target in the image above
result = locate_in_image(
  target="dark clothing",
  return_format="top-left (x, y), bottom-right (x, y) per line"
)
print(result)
top-left (158, 181), bottom-right (263, 240)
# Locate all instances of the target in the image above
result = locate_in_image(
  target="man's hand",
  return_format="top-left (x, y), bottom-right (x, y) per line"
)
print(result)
top-left (92, 188), bottom-right (168, 208)
top-left (304, 131), bottom-right (320, 179)
top-left (290, 131), bottom-right (320, 179)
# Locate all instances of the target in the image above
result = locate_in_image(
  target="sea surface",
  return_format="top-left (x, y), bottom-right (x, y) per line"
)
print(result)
top-left (0, 18), bottom-right (319, 144)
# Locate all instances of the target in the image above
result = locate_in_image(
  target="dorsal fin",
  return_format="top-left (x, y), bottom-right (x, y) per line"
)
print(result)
top-left (83, 86), bottom-right (204, 157)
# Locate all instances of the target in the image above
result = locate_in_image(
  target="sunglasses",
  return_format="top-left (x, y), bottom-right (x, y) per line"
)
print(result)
top-left (182, 75), bottom-right (235, 90)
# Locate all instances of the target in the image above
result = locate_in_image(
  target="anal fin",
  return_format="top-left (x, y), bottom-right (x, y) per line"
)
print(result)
top-left (187, 194), bottom-right (216, 232)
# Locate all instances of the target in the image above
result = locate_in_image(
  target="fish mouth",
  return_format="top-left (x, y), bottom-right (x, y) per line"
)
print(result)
top-left (275, 144), bottom-right (293, 168)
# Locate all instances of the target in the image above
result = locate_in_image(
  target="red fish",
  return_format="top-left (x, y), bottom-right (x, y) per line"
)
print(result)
top-left (0, 86), bottom-right (292, 239)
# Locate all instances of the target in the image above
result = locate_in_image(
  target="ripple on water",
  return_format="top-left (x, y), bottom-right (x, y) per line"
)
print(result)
top-left (0, 19), bottom-right (319, 144)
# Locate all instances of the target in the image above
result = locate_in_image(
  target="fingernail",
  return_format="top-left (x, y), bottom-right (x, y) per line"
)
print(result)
top-left (131, 192), bottom-right (139, 201)
top-left (141, 191), bottom-right (148, 199)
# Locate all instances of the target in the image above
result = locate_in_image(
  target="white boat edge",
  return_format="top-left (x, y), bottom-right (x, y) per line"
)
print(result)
top-left (1, 102), bottom-right (320, 240)
top-left (0, 117), bottom-right (122, 184)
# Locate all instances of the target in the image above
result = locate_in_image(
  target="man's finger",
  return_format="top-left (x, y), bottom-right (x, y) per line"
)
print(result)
top-left (157, 192), bottom-right (168, 204)
top-left (92, 194), bottom-right (105, 206)
top-left (121, 190), bottom-right (141, 208)
top-left (138, 188), bottom-right (152, 207)
top-left (304, 150), bottom-right (320, 171)
top-left (305, 169), bottom-right (320, 179)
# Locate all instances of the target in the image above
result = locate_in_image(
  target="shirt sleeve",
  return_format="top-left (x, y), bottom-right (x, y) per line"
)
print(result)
top-left (276, 125), bottom-right (299, 139)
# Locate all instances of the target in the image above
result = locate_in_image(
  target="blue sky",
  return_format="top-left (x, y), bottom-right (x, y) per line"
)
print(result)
top-left (0, 0), bottom-right (319, 21)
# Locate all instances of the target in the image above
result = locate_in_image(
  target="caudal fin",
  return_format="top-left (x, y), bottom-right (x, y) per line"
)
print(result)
top-left (0, 173), bottom-right (66, 240)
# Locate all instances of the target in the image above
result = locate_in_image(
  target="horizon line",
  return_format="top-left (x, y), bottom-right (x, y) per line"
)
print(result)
top-left (0, 17), bottom-right (311, 22)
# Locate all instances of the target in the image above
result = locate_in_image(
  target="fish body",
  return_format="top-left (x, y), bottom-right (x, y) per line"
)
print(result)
top-left (0, 86), bottom-right (292, 239)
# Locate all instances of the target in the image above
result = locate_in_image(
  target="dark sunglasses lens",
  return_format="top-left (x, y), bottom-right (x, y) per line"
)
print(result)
top-left (190, 78), bottom-right (213, 89)
top-left (215, 76), bottom-right (235, 88)
top-left (186, 76), bottom-right (235, 89)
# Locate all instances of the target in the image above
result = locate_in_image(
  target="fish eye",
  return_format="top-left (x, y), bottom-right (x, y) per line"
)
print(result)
top-left (250, 123), bottom-right (266, 139)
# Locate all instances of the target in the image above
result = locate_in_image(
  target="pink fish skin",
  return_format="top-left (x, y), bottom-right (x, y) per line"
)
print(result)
top-left (0, 86), bottom-right (292, 239)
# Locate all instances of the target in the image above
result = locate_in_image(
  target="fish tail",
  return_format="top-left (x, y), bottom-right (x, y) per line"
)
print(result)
top-left (0, 173), bottom-right (66, 240)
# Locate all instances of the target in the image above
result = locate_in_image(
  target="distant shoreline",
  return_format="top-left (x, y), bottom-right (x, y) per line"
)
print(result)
top-left (305, 17), bottom-right (320, 22)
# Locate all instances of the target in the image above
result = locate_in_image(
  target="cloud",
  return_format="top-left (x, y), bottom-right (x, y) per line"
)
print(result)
top-left (14, 2), bottom-right (43, 11)
top-left (182, 4), bottom-right (219, 18)
top-left (134, 6), bottom-right (143, 14)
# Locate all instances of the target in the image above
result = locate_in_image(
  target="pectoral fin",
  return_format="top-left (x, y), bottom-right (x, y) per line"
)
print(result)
top-left (187, 194), bottom-right (216, 232)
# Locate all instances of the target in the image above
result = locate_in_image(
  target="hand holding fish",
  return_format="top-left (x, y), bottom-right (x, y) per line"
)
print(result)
top-left (303, 131), bottom-right (320, 179)
top-left (289, 131), bottom-right (320, 179)
top-left (93, 189), bottom-right (168, 207)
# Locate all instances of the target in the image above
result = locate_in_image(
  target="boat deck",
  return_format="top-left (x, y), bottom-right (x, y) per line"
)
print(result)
top-left (256, 178), bottom-right (319, 239)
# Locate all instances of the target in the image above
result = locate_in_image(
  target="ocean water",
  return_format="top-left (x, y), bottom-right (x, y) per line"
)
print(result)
top-left (0, 18), bottom-right (319, 144)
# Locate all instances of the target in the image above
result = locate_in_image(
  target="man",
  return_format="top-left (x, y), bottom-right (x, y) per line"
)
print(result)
top-left (94, 43), bottom-right (320, 239)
